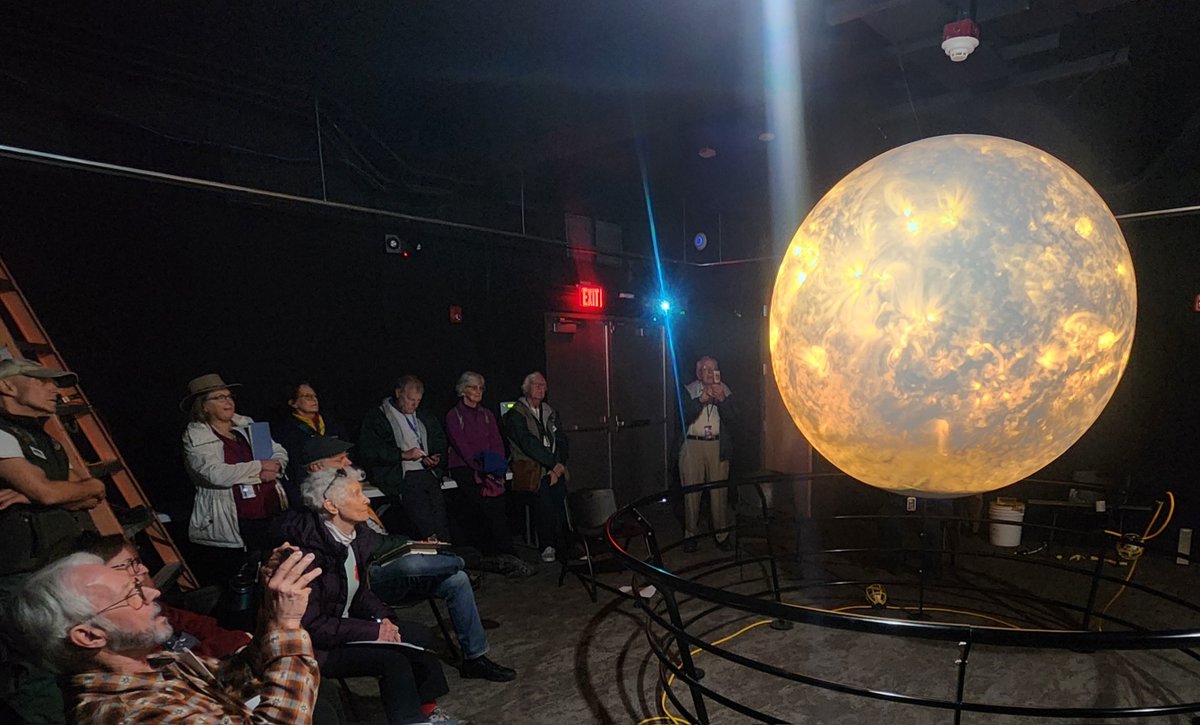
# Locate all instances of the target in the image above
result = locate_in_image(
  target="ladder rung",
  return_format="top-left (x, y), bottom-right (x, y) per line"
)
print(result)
top-left (118, 506), bottom-right (158, 539)
top-left (56, 402), bottom-right (91, 417)
top-left (16, 341), bottom-right (54, 356)
top-left (154, 562), bottom-right (183, 590)
top-left (88, 459), bottom-right (125, 478)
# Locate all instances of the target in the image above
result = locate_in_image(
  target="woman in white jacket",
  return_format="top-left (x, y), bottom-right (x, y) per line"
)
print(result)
top-left (181, 373), bottom-right (288, 585)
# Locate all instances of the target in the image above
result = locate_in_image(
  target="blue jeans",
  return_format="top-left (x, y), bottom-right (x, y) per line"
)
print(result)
top-left (369, 553), bottom-right (489, 660)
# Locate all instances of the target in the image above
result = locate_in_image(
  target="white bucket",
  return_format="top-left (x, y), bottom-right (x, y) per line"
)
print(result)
top-left (989, 499), bottom-right (1025, 547)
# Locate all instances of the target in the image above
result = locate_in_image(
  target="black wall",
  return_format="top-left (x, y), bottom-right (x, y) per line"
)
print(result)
top-left (0, 161), bottom-right (667, 506)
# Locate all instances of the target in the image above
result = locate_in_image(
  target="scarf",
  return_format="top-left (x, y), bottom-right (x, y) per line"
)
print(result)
top-left (293, 412), bottom-right (326, 436)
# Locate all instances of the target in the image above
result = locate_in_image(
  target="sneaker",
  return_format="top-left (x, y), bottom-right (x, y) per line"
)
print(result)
top-left (460, 654), bottom-right (517, 682)
top-left (540, 546), bottom-right (556, 563)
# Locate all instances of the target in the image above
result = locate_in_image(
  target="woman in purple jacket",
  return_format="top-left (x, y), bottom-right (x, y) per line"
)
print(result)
top-left (270, 466), bottom-right (458, 725)
top-left (444, 371), bottom-right (521, 562)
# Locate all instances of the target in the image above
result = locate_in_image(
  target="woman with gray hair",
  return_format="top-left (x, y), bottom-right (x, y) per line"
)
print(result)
top-left (445, 371), bottom-right (533, 576)
top-left (270, 467), bottom-right (458, 724)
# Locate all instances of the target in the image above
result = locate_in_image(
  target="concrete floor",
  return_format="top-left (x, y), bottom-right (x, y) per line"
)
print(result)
top-left (344, 510), bottom-right (1200, 725)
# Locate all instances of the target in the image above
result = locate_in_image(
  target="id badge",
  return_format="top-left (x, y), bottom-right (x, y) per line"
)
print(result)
top-left (703, 425), bottom-right (714, 440)
top-left (239, 484), bottom-right (257, 499)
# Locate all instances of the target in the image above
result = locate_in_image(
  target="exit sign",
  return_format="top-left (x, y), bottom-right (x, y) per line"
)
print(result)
top-left (579, 284), bottom-right (605, 310)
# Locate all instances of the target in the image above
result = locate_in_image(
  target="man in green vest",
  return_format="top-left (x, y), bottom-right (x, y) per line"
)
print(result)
top-left (0, 357), bottom-right (107, 723)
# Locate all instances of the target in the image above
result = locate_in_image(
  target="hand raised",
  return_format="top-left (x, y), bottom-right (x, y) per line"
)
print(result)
top-left (262, 547), bottom-right (321, 631)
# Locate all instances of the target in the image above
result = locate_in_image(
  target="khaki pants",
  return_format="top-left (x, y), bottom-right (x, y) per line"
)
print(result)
top-left (680, 439), bottom-right (730, 540)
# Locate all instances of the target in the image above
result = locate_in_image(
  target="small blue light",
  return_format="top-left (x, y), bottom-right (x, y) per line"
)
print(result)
top-left (659, 300), bottom-right (671, 312)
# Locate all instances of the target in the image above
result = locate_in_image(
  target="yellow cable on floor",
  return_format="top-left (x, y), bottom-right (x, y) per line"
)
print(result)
top-left (1097, 492), bottom-right (1173, 631)
top-left (639, 619), bottom-right (775, 725)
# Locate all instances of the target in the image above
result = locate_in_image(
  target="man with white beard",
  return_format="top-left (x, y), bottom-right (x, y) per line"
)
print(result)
top-left (3, 546), bottom-right (321, 724)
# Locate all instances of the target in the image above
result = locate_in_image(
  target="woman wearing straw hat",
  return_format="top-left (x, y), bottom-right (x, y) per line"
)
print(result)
top-left (181, 373), bottom-right (289, 585)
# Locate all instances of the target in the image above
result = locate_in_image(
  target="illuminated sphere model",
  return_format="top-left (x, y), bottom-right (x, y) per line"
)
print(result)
top-left (769, 135), bottom-right (1136, 497)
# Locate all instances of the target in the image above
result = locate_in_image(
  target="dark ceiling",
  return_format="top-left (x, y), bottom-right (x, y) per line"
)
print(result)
top-left (1, 1), bottom-right (1198, 258)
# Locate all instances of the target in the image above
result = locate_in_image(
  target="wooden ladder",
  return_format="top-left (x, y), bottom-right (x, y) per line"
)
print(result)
top-left (0, 257), bottom-right (197, 591)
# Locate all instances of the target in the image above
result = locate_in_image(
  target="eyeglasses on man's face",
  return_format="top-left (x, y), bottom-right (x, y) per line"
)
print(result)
top-left (109, 555), bottom-right (142, 576)
top-left (85, 579), bottom-right (149, 624)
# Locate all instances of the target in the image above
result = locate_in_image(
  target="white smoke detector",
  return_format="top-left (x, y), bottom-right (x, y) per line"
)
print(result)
top-left (941, 19), bottom-right (981, 62)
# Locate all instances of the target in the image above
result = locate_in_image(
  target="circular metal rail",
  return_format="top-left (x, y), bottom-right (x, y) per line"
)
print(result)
top-left (605, 473), bottom-right (1200, 724)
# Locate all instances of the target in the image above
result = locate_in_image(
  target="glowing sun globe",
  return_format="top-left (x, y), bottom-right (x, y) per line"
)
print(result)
top-left (769, 135), bottom-right (1136, 497)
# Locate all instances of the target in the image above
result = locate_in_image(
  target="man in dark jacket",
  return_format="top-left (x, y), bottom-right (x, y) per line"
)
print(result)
top-left (357, 375), bottom-right (452, 542)
top-left (270, 466), bottom-right (463, 724)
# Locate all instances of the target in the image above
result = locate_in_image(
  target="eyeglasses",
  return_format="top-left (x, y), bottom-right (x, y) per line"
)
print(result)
top-left (323, 467), bottom-right (366, 502)
top-left (110, 555), bottom-right (142, 576)
top-left (323, 467), bottom-right (358, 499)
top-left (86, 580), bottom-right (149, 622)
top-left (206, 393), bottom-right (235, 403)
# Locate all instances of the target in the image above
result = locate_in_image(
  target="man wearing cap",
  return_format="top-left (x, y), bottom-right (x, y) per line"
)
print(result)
top-left (0, 358), bottom-right (106, 723)
top-left (294, 437), bottom-right (516, 683)
top-left (358, 375), bottom-right (452, 542)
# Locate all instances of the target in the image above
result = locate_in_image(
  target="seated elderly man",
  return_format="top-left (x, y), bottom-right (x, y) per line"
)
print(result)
top-left (3, 545), bottom-right (321, 724)
top-left (296, 437), bottom-right (515, 683)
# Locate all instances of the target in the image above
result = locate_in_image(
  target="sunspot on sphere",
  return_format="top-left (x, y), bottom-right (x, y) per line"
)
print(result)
top-left (769, 135), bottom-right (1136, 497)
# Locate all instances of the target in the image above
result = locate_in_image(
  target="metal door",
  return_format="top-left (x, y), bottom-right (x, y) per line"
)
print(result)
top-left (545, 313), bottom-right (672, 506)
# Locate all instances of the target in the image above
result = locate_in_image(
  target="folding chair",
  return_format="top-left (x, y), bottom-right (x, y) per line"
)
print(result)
top-left (558, 487), bottom-right (643, 602)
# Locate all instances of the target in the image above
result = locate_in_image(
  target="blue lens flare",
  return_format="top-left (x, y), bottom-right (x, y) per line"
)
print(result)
top-left (636, 140), bottom-right (686, 435)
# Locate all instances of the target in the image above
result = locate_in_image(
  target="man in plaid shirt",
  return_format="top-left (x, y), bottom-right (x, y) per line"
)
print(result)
top-left (5, 545), bottom-right (322, 724)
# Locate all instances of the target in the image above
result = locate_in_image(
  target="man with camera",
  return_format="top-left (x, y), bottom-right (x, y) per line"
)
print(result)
top-left (680, 356), bottom-right (734, 553)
